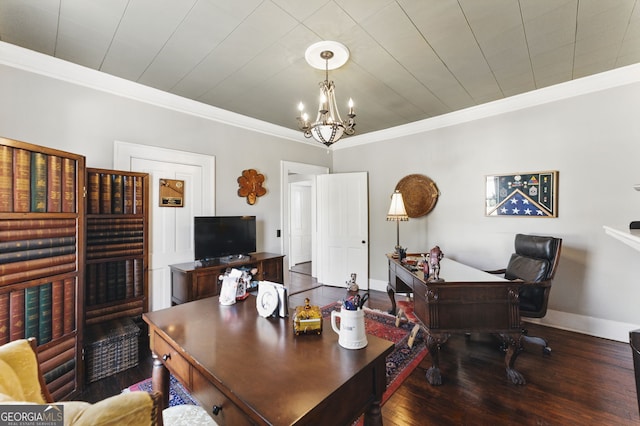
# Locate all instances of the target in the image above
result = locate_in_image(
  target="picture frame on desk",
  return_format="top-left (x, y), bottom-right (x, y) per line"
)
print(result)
top-left (485, 170), bottom-right (558, 217)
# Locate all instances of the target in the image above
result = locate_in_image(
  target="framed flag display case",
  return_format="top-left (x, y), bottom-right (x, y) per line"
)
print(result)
top-left (485, 171), bottom-right (558, 217)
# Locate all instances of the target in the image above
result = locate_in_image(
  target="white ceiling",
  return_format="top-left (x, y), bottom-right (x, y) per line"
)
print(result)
top-left (1, 0), bottom-right (638, 136)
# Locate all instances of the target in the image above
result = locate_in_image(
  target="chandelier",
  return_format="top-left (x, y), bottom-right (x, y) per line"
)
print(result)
top-left (297, 41), bottom-right (356, 147)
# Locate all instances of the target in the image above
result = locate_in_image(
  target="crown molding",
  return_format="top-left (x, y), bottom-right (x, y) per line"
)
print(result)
top-left (0, 41), bottom-right (320, 146)
top-left (335, 62), bottom-right (640, 150)
top-left (2, 41), bottom-right (639, 151)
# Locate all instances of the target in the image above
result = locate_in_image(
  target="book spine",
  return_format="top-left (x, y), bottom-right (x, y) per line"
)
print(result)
top-left (24, 285), bottom-right (40, 339)
top-left (86, 263), bottom-right (97, 306)
top-left (12, 148), bottom-right (31, 212)
top-left (30, 152), bottom-right (47, 212)
top-left (43, 358), bottom-right (76, 385)
top-left (38, 283), bottom-right (52, 344)
top-left (0, 244), bottom-right (76, 265)
top-left (0, 253), bottom-right (77, 277)
top-left (125, 259), bottom-right (135, 299)
top-left (116, 260), bottom-right (126, 300)
top-left (87, 247), bottom-right (144, 260)
top-left (134, 175), bottom-right (143, 214)
top-left (62, 278), bottom-right (75, 335)
top-left (134, 258), bottom-right (143, 298)
top-left (0, 218), bottom-right (76, 231)
top-left (0, 145), bottom-right (13, 212)
top-left (106, 261), bottom-right (117, 302)
top-left (87, 217), bottom-right (144, 226)
top-left (0, 262), bottom-right (77, 287)
top-left (9, 289), bottom-right (25, 340)
top-left (51, 280), bottom-right (64, 339)
top-left (112, 174), bottom-right (124, 214)
top-left (85, 301), bottom-right (143, 324)
top-left (100, 173), bottom-right (112, 214)
top-left (86, 242), bottom-right (143, 254)
top-left (0, 227), bottom-right (76, 243)
top-left (87, 171), bottom-right (100, 214)
top-left (0, 236), bottom-right (76, 253)
top-left (61, 157), bottom-right (76, 213)
top-left (87, 226), bottom-right (144, 235)
top-left (85, 236), bottom-right (143, 245)
top-left (46, 155), bottom-right (62, 212)
top-left (97, 263), bottom-right (107, 304)
top-left (0, 293), bottom-right (9, 344)
top-left (123, 175), bottom-right (134, 214)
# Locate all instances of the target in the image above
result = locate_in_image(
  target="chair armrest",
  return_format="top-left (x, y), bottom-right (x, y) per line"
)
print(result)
top-left (60, 390), bottom-right (162, 426)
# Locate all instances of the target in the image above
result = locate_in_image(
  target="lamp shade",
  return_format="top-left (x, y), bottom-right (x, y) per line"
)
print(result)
top-left (386, 190), bottom-right (409, 221)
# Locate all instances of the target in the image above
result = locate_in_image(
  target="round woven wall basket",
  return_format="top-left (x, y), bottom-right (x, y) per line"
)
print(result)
top-left (395, 174), bottom-right (439, 218)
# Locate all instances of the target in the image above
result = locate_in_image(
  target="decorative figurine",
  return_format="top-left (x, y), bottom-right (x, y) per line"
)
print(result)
top-left (293, 298), bottom-right (323, 335)
top-left (346, 273), bottom-right (359, 292)
top-left (428, 246), bottom-right (444, 282)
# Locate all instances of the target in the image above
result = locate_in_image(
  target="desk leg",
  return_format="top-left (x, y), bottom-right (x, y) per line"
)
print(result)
top-left (425, 333), bottom-right (449, 385)
top-left (152, 352), bottom-right (170, 411)
top-left (502, 333), bottom-right (526, 385)
top-left (386, 284), bottom-right (397, 315)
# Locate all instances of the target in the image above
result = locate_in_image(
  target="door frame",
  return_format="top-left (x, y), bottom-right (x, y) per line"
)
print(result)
top-left (280, 161), bottom-right (329, 277)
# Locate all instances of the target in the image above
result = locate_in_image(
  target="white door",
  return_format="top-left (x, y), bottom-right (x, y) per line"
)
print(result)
top-left (289, 182), bottom-right (312, 266)
top-left (114, 142), bottom-right (215, 311)
top-left (317, 172), bottom-right (368, 288)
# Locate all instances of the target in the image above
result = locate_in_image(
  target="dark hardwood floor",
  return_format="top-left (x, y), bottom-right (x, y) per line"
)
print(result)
top-left (79, 271), bottom-right (639, 425)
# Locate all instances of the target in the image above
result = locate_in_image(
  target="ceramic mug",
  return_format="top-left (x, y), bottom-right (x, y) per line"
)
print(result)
top-left (331, 308), bottom-right (368, 350)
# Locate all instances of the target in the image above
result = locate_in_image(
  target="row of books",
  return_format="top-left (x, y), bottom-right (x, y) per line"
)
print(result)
top-left (87, 172), bottom-right (144, 215)
top-left (0, 145), bottom-right (76, 213)
top-left (0, 279), bottom-right (76, 345)
top-left (86, 217), bottom-right (144, 261)
top-left (85, 258), bottom-right (144, 307)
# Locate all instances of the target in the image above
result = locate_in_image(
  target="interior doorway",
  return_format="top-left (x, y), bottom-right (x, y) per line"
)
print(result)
top-left (280, 161), bottom-right (329, 278)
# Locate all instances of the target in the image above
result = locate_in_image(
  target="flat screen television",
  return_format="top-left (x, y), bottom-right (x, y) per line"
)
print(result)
top-left (194, 216), bottom-right (256, 262)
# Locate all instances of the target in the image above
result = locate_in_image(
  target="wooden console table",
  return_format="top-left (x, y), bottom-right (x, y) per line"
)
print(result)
top-left (387, 255), bottom-right (525, 385)
top-left (169, 252), bottom-right (284, 305)
top-left (143, 295), bottom-right (394, 425)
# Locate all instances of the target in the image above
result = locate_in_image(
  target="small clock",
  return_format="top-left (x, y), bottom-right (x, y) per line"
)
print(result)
top-left (256, 284), bottom-right (278, 317)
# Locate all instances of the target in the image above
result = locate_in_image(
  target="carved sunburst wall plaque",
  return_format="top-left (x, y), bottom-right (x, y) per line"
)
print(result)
top-left (395, 174), bottom-right (439, 218)
top-left (237, 169), bottom-right (266, 205)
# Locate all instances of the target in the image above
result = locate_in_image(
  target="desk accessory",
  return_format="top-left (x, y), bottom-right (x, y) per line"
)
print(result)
top-left (293, 298), bottom-right (322, 335)
top-left (256, 281), bottom-right (288, 318)
top-left (331, 307), bottom-right (367, 349)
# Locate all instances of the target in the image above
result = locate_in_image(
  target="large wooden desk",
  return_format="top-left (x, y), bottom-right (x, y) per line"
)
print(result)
top-left (388, 255), bottom-right (525, 385)
top-left (143, 295), bottom-right (394, 425)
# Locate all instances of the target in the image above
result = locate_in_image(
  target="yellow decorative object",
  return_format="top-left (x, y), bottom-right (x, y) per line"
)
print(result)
top-left (0, 338), bottom-right (161, 426)
top-left (293, 298), bottom-right (323, 335)
top-left (237, 169), bottom-right (266, 205)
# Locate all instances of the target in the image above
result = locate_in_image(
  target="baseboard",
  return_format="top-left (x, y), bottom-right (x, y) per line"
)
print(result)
top-left (370, 278), bottom-right (638, 343)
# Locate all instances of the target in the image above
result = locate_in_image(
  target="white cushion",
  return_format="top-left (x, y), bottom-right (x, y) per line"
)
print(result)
top-left (163, 405), bottom-right (218, 426)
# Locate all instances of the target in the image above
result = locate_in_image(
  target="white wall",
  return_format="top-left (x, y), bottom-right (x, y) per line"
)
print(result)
top-left (0, 45), bottom-right (332, 256)
top-left (333, 68), bottom-right (640, 341)
top-left (2, 42), bottom-right (638, 341)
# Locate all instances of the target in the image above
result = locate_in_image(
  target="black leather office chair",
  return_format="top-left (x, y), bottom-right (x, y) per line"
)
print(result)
top-left (488, 233), bottom-right (562, 354)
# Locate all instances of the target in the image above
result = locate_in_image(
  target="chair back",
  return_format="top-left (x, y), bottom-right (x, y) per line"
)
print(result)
top-left (505, 234), bottom-right (561, 282)
top-left (505, 234), bottom-right (562, 318)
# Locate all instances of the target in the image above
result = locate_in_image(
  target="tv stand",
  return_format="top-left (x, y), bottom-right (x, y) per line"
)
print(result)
top-left (170, 252), bottom-right (284, 305)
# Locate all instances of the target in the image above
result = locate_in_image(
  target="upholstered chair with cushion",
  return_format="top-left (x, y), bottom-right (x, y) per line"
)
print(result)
top-left (0, 338), bottom-right (162, 426)
top-left (487, 233), bottom-right (562, 354)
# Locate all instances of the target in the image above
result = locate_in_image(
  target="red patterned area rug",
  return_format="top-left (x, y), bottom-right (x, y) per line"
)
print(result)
top-left (320, 302), bottom-right (428, 405)
top-left (125, 303), bottom-right (427, 413)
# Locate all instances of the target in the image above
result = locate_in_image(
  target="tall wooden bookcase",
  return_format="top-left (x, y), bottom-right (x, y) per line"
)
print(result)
top-left (0, 137), bottom-right (85, 400)
top-left (85, 168), bottom-right (149, 325)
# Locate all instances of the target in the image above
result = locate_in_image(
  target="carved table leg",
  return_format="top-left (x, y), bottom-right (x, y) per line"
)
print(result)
top-left (386, 284), bottom-right (397, 315)
top-left (502, 333), bottom-right (526, 385)
top-left (425, 333), bottom-right (449, 385)
top-left (152, 352), bottom-right (170, 411)
top-left (363, 399), bottom-right (383, 426)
